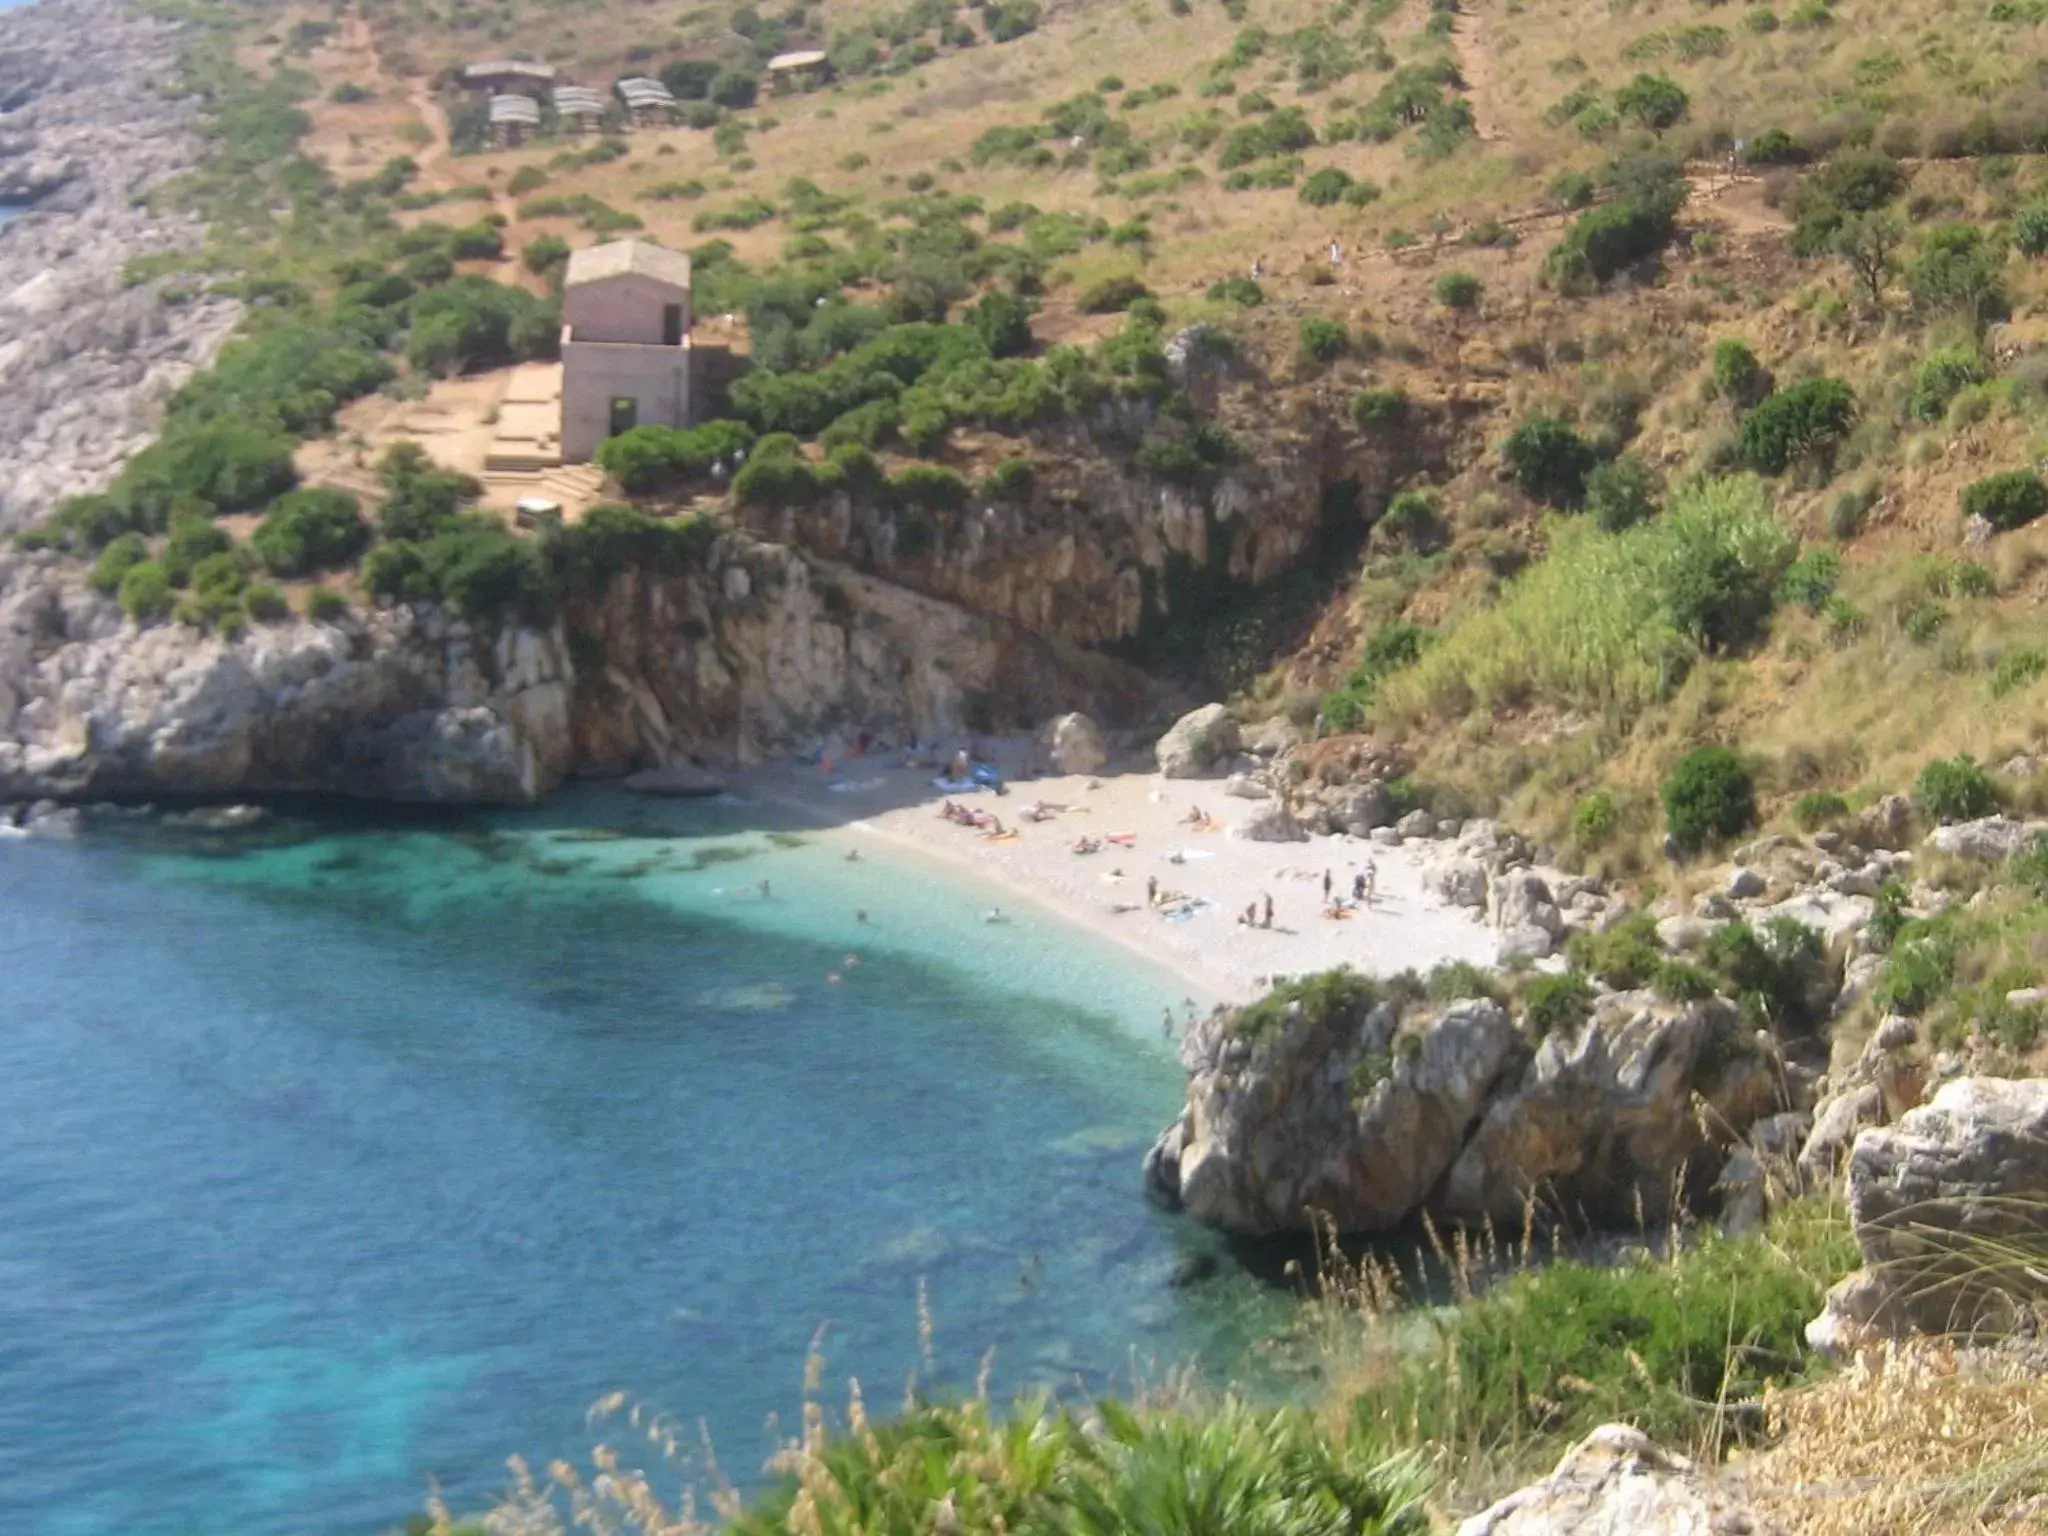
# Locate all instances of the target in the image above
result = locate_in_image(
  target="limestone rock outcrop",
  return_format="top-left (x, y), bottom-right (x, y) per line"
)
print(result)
top-left (0, 536), bottom-right (1156, 804)
top-left (1808, 1076), bottom-right (2048, 1353)
top-left (1145, 982), bottom-right (1785, 1236)
top-left (0, 0), bottom-right (242, 535)
top-left (1155, 703), bottom-right (1238, 778)
top-left (1034, 711), bottom-right (1109, 775)
top-left (1457, 1425), bottom-right (1770, 1536)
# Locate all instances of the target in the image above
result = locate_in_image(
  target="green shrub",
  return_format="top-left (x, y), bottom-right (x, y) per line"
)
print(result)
top-left (1915, 754), bottom-right (1998, 824)
top-left (981, 457), bottom-right (1036, 501)
top-left (1791, 790), bottom-right (1849, 829)
top-left (1701, 916), bottom-right (1828, 1033)
top-left (548, 504), bottom-right (715, 589)
top-left (1876, 917), bottom-right (1960, 1015)
top-left (1522, 972), bottom-right (1594, 1039)
top-left (1566, 912), bottom-right (1664, 990)
top-left (1298, 316), bottom-right (1349, 364)
top-left (118, 560), bottom-right (175, 623)
top-left (1614, 72), bottom-right (1688, 133)
top-left (253, 488), bottom-right (371, 577)
top-left (1584, 454), bottom-right (1660, 532)
top-left (88, 533), bottom-right (151, 595)
top-left (162, 513), bottom-right (233, 586)
top-left (594, 420), bottom-right (757, 494)
top-left (1077, 275), bottom-right (1151, 313)
top-left (1299, 167), bottom-right (1355, 206)
top-left (1777, 548), bottom-right (1843, 612)
top-left (1235, 967), bottom-right (1379, 1039)
top-left (2015, 200), bottom-right (2048, 258)
top-left (1433, 269), bottom-right (1483, 311)
top-left (1962, 470), bottom-right (2048, 532)
top-left (1653, 960), bottom-right (1719, 1002)
top-left (377, 442), bottom-right (483, 540)
top-left (1906, 224), bottom-right (2009, 328)
top-left (1549, 169), bottom-right (1597, 209)
top-left (1663, 746), bottom-right (1756, 854)
top-left (243, 584), bottom-right (289, 621)
top-left (1502, 416), bottom-right (1596, 506)
top-left (1711, 339), bottom-right (1770, 410)
top-left (522, 233), bottom-right (570, 278)
top-left (1908, 349), bottom-right (1989, 423)
top-left (1572, 788), bottom-right (1622, 847)
top-left (1991, 648), bottom-right (2048, 698)
top-left (1321, 621), bottom-right (1433, 731)
top-left (965, 291), bottom-right (1034, 358)
top-left (1351, 388), bottom-right (1409, 427)
top-left (306, 587), bottom-right (349, 622)
top-left (1206, 275), bottom-right (1264, 307)
top-left (1737, 379), bottom-right (1856, 475)
top-left (1545, 162), bottom-right (1686, 288)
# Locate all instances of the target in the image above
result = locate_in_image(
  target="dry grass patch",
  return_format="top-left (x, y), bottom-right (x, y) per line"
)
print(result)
top-left (1751, 1342), bottom-right (2048, 1536)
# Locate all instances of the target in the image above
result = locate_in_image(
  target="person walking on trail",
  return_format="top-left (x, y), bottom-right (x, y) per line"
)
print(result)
top-left (1328, 236), bottom-right (1344, 267)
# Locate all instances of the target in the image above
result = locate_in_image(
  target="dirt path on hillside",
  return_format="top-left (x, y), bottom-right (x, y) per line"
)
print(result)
top-left (1454, 3), bottom-right (1508, 145)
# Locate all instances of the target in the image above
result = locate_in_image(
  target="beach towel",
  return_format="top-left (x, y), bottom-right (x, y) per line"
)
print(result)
top-left (1106, 832), bottom-right (1138, 846)
top-left (988, 832), bottom-right (1021, 844)
top-left (930, 777), bottom-right (984, 793)
top-left (1168, 848), bottom-right (1217, 862)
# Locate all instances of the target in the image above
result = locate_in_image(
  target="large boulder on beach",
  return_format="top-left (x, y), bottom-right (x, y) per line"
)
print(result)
top-left (1230, 799), bottom-right (1306, 842)
top-left (1155, 704), bottom-right (1238, 778)
top-left (1035, 712), bottom-right (1109, 776)
top-left (1808, 1076), bottom-right (2048, 1354)
top-left (1457, 1424), bottom-right (1762, 1536)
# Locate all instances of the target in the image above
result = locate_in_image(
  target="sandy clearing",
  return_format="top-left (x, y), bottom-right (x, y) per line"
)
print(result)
top-left (727, 747), bottom-right (1500, 1009)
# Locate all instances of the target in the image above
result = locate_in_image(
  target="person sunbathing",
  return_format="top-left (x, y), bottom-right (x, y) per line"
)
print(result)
top-left (1070, 835), bottom-right (1103, 854)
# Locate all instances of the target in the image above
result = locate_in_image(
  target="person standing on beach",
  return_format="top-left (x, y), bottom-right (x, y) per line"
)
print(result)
top-left (1352, 873), bottom-right (1367, 902)
top-left (1261, 893), bottom-right (1274, 928)
top-left (1147, 874), bottom-right (1159, 907)
top-left (1322, 869), bottom-right (1333, 901)
top-left (1363, 859), bottom-right (1377, 905)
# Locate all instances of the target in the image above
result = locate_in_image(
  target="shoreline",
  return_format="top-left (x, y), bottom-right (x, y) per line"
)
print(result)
top-left (720, 747), bottom-right (1500, 1009)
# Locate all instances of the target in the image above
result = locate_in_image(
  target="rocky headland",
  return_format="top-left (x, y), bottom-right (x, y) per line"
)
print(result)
top-left (0, 0), bottom-right (242, 535)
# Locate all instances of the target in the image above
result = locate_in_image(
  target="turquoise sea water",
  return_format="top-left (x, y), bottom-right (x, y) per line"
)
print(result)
top-left (0, 792), bottom-right (1285, 1536)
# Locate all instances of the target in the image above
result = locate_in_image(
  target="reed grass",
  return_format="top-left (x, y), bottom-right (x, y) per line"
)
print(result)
top-left (1378, 475), bottom-right (1795, 733)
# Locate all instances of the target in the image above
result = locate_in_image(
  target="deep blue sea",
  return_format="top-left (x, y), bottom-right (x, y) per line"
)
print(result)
top-left (0, 792), bottom-right (1286, 1536)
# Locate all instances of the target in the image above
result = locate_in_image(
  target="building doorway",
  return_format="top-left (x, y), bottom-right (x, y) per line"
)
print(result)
top-left (662, 304), bottom-right (684, 346)
top-left (608, 396), bottom-right (639, 437)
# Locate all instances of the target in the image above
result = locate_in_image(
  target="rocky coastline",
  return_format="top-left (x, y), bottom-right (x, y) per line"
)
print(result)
top-left (0, 0), bottom-right (242, 536)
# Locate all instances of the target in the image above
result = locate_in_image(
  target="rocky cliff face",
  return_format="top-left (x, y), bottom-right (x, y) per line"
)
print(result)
top-left (0, 532), bottom-right (1157, 804)
top-left (1144, 983), bottom-right (1786, 1237)
top-left (735, 385), bottom-right (1442, 653)
top-left (0, 0), bottom-right (243, 535)
top-left (0, 551), bottom-right (575, 803)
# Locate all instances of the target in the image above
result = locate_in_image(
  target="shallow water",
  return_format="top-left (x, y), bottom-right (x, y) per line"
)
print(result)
top-left (0, 791), bottom-right (1287, 1536)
